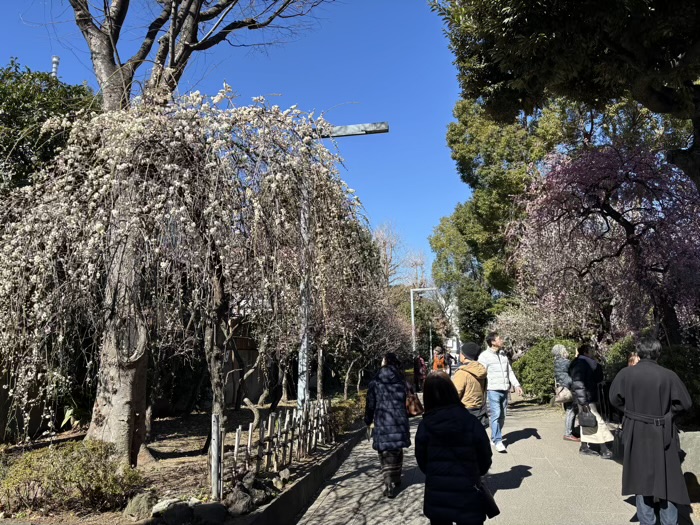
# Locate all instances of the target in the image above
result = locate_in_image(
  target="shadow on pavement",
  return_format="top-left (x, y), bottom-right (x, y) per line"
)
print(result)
top-left (484, 465), bottom-right (532, 495)
top-left (328, 463), bottom-right (379, 485)
top-left (502, 427), bottom-right (541, 446)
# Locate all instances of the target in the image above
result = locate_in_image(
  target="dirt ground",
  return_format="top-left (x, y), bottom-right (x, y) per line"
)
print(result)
top-left (3, 404), bottom-right (294, 525)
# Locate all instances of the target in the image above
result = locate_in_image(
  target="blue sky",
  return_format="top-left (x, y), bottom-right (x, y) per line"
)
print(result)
top-left (0, 0), bottom-right (469, 274)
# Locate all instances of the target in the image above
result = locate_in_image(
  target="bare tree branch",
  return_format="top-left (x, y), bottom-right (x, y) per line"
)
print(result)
top-left (126, 3), bottom-right (173, 69)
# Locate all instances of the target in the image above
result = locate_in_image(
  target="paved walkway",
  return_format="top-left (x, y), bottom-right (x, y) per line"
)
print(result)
top-left (297, 399), bottom-right (696, 525)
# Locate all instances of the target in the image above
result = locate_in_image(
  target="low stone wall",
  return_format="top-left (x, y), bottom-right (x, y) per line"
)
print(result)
top-left (233, 424), bottom-right (365, 525)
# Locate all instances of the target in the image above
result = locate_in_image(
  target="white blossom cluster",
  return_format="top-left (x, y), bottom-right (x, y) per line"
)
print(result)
top-left (0, 89), bottom-right (383, 437)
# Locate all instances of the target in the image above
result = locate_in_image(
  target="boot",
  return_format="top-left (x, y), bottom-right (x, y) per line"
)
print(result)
top-left (383, 481), bottom-right (394, 498)
top-left (600, 443), bottom-right (613, 460)
top-left (579, 442), bottom-right (599, 457)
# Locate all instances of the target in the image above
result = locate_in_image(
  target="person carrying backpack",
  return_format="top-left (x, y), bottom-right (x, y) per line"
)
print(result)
top-left (432, 347), bottom-right (447, 372)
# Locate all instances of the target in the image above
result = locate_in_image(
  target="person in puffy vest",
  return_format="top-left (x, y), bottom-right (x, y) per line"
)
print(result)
top-left (478, 331), bottom-right (522, 453)
top-left (365, 352), bottom-right (411, 498)
top-left (416, 371), bottom-right (492, 525)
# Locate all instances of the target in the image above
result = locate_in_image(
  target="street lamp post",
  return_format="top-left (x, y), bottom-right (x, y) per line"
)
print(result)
top-left (410, 287), bottom-right (437, 361)
top-left (296, 122), bottom-right (389, 408)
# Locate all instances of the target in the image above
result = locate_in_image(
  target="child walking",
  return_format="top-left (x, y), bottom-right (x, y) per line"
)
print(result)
top-left (415, 372), bottom-right (493, 525)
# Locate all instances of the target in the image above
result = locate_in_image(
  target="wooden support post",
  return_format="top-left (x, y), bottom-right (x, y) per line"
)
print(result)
top-left (246, 422), bottom-right (253, 471)
top-left (233, 426), bottom-right (242, 472)
top-left (257, 421), bottom-right (266, 474)
top-left (211, 414), bottom-right (222, 501)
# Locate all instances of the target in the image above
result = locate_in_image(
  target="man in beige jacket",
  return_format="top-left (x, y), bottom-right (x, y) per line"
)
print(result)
top-left (452, 342), bottom-right (488, 427)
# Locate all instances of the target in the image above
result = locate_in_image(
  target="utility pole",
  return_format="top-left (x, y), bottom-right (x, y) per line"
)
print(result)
top-left (296, 122), bottom-right (389, 408)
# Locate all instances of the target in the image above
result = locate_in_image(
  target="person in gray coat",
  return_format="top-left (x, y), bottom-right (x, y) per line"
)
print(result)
top-left (609, 337), bottom-right (692, 525)
top-left (552, 344), bottom-right (579, 442)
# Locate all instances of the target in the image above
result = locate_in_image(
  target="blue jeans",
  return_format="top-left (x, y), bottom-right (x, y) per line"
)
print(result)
top-left (487, 390), bottom-right (508, 445)
top-left (636, 495), bottom-right (677, 525)
top-left (564, 402), bottom-right (576, 437)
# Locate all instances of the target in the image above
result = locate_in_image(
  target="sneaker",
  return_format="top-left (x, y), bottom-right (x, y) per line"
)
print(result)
top-left (563, 435), bottom-right (580, 442)
top-left (495, 442), bottom-right (507, 453)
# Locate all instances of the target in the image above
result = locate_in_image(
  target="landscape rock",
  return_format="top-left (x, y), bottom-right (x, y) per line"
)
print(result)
top-left (224, 488), bottom-right (255, 516)
top-left (188, 497), bottom-right (202, 507)
top-left (192, 502), bottom-right (229, 524)
top-left (249, 487), bottom-right (270, 506)
top-left (124, 492), bottom-right (159, 521)
top-left (160, 502), bottom-right (194, 525)
top-left (272, 477), bottom-right (285, 491)
top-left (241, 470), bottom-right (256, 490)
top-left (278, 468), bottom-right (291, 482)
top-left (151, 498), bottom-right (181, 517)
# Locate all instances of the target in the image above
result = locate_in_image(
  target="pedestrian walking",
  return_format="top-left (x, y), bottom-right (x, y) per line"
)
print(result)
top-left (453, 342), bottom-right (488, 427)
top-left (415, 372), bottom-right (493, 525)
top-left (569, 343), bottom-right (614, 458)
top-left (478, 331), bottom-right (523, 452)
top-left (609, 337), bottom-right (692, 525)
top-left (364, 352), bottom-right (411, 499)
top-left (414, 354), bottom-right (428, 392)
top-left (432, 346), bottom-right (448, 372)
top-left (552, 344), bottom-right (579, 442)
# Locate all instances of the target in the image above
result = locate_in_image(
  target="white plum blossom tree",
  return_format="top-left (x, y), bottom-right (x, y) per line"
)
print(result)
top-left (0, 91), bottom-right (372, 463)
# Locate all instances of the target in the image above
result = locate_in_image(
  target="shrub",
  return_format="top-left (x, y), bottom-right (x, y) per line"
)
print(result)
top-left (604, 336), bottom-right (635, 382)
top-left (512, 338), bottom-right (577, 403)
top-left (329, 391), bottom-right (367, 437)
top-left (0, 440), bottom-right (144, 512)
top-left (659, 345), bottom-right (700, 428)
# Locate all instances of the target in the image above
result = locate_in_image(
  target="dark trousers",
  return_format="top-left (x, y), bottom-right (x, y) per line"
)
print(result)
top-left (379, 449), bottom-right (403, 484)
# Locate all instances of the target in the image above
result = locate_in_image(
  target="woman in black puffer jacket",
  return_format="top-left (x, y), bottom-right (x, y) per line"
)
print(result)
top-left (569, 343), bottom-right (614, 458)
top-left (365, 352), bottom-right (411, 498)
top-left (415, 372), bottom-right (492, 525)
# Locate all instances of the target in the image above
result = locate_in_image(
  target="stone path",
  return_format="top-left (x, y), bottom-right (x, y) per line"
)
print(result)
top-left (297, 399), bottom-right (696, 525)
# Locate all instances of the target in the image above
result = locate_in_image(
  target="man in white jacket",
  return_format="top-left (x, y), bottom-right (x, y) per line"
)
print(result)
top-left (478, 331), bottom-right (523, 452)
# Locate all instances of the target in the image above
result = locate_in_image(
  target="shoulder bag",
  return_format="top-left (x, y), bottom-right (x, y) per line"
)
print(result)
top-left (554, 385), bottom-right (573, 404)
top-left (578, 405), bottom-right (598, 428)
top-left (405, 382), bottom-right (424, 417)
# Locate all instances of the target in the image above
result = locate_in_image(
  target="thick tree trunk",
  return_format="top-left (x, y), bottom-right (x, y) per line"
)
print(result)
top-left (658, 296), bottom-right (683, 346)
top-left (86, 190), bottom-right (148, 466)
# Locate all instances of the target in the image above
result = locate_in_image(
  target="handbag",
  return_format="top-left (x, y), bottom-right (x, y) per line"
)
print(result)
top-left (475, 479), bottom-right (500, 519)
top-left (578, 406), bottom-right (598, 428)
top-left (554, 385), bottom-right (573, 404)
top-left (406, 391), bottom-right (424, 417)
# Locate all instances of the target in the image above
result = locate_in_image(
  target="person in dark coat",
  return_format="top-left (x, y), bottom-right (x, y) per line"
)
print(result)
top-left (609, 337), bottom-right (692, 525)
top-left (415, 372), bottom-right (492, 525)
top-left (552, 344), bottom-right (579, 442)
top-left (569, 343), bottom-right (614, 457)
top-left (365, 352), bottom-right (411, 498)
top-left (414, 354), bottom-right (427, 392)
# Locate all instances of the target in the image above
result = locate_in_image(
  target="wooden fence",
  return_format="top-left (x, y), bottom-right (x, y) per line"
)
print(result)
top-left (222, 399), bottom-right (333, 481)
